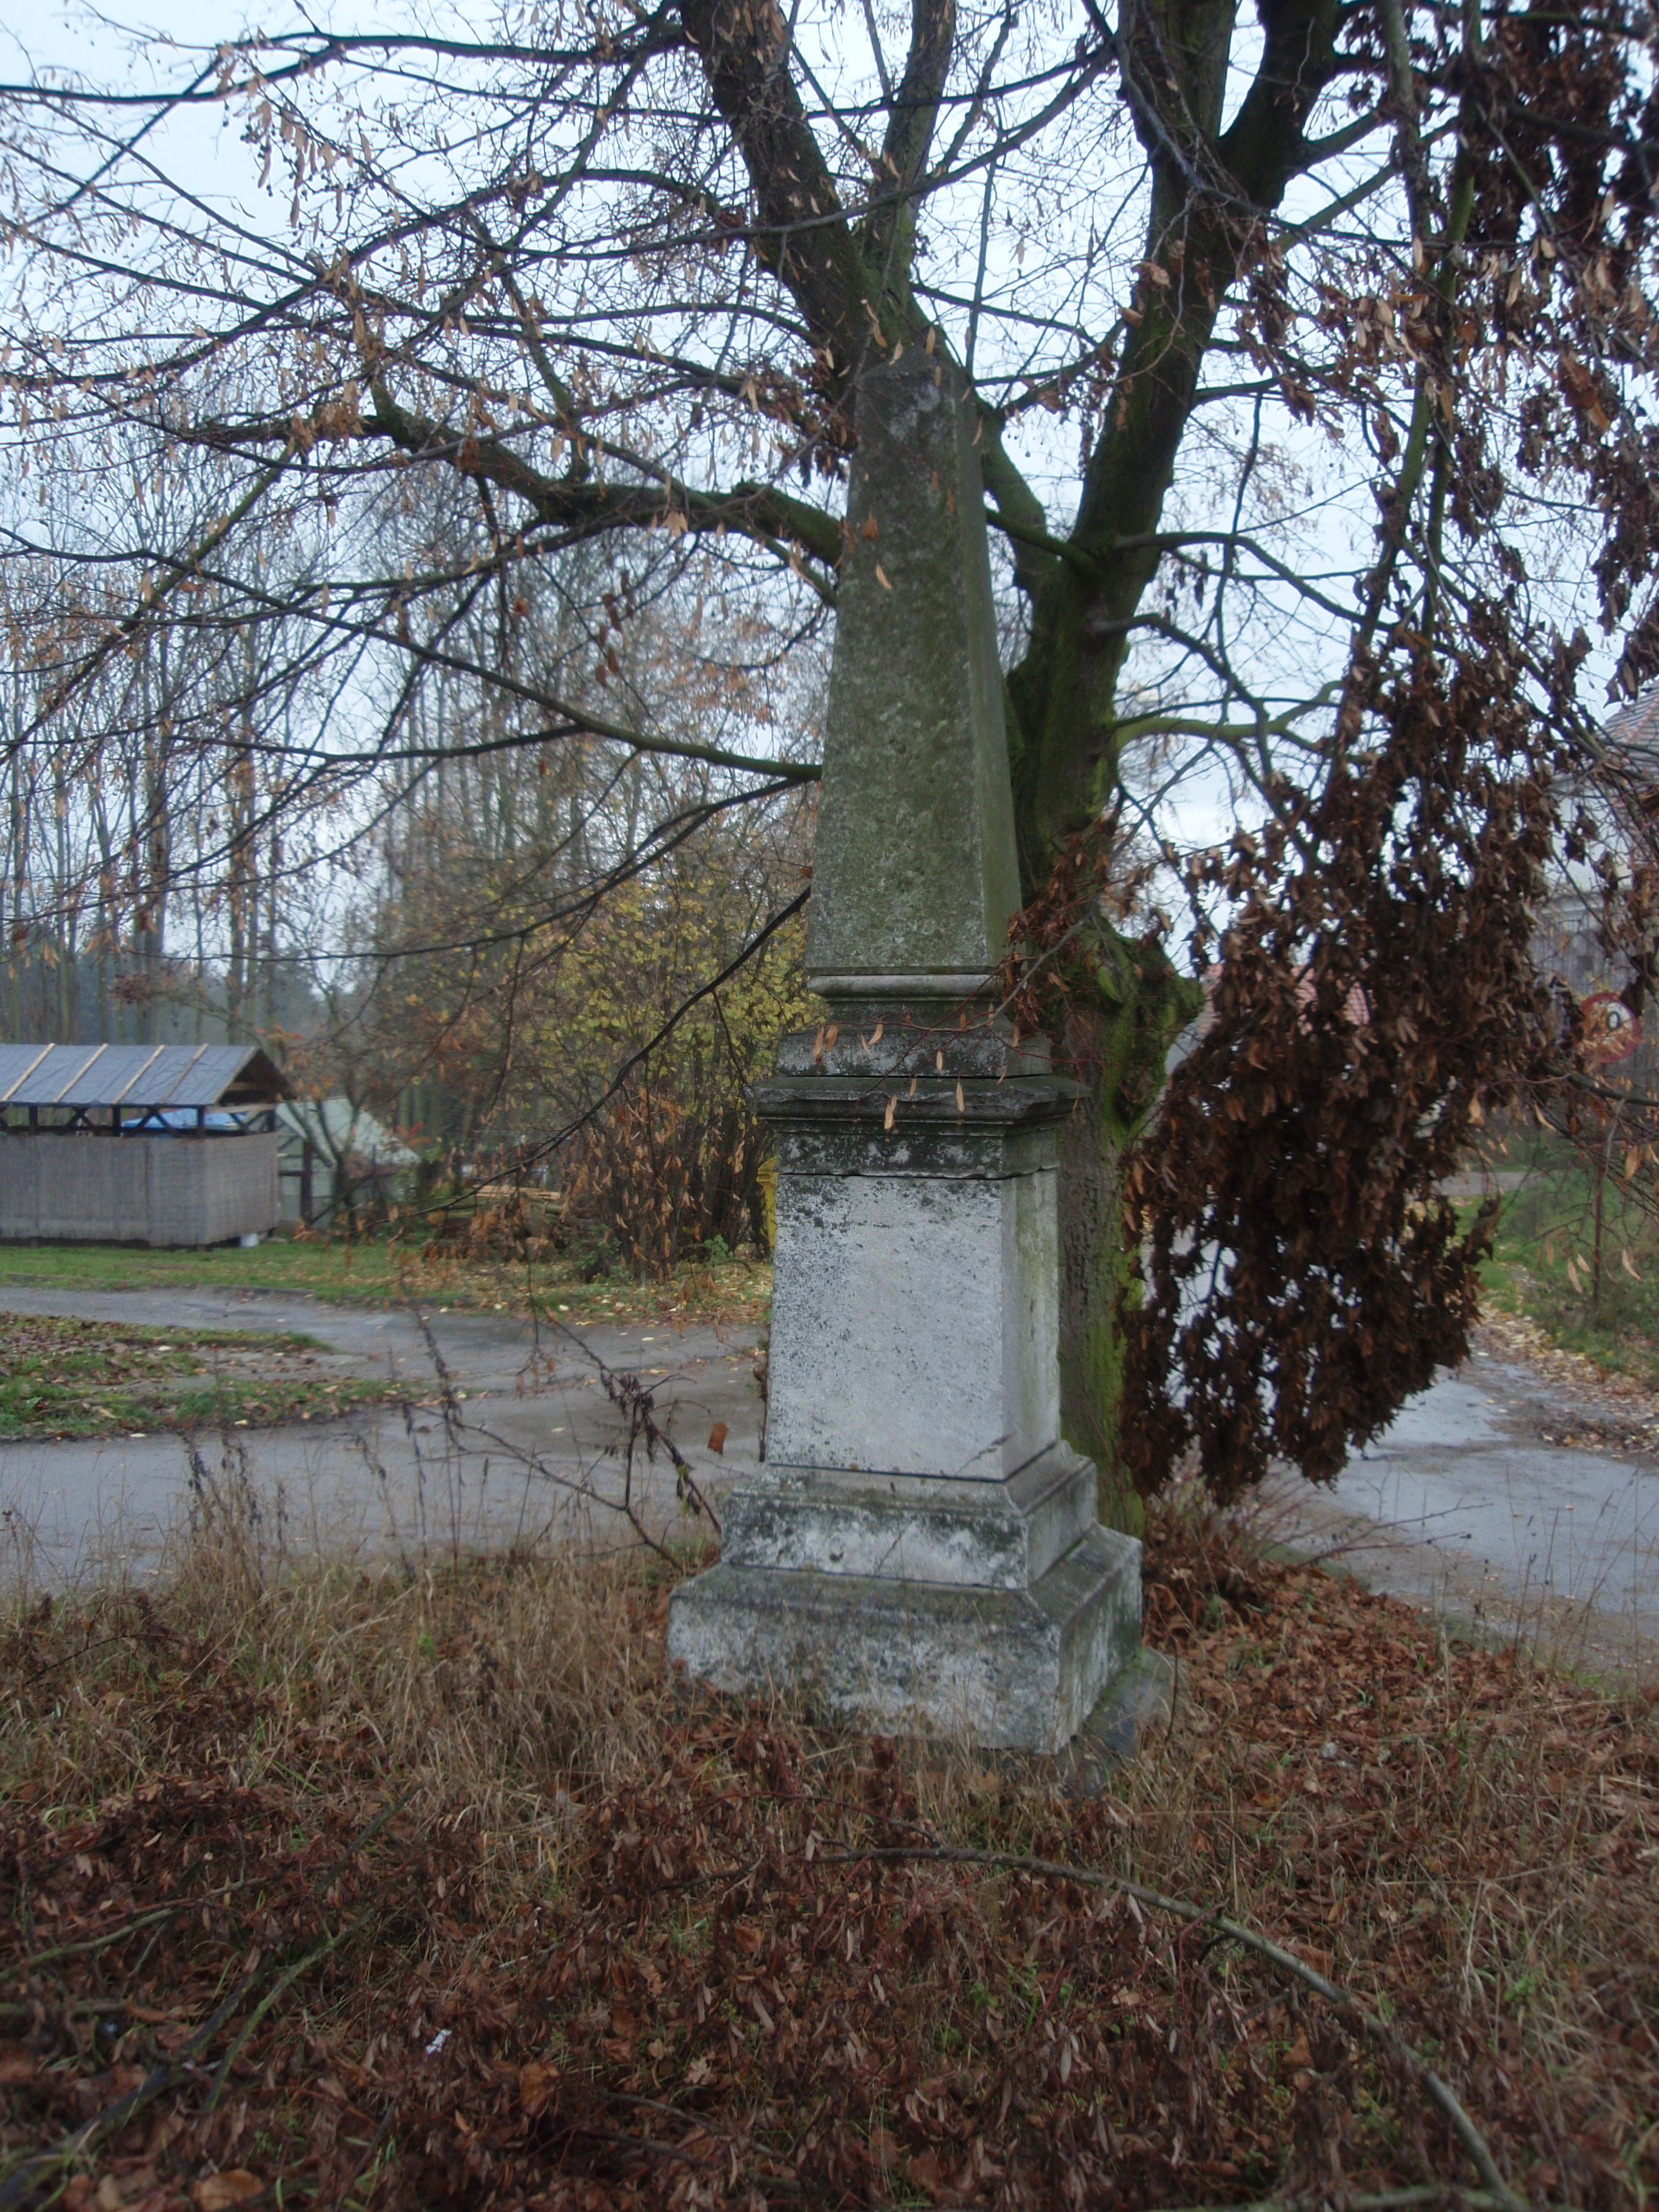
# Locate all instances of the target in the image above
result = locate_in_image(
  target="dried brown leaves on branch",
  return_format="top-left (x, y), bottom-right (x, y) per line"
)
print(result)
top-left (1079, 0), bottom-right (1659, 1494)
top-left (1119, 649), bottom-right (1563, 1496)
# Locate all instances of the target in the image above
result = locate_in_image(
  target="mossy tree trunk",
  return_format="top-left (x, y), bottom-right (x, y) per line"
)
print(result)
top-left (994, 0), bottom-right (1339, 1509)
top-left (673, 0), bottom-right (1344, 1506)
top-left (1052, 953), bottom-right (1202, 1525)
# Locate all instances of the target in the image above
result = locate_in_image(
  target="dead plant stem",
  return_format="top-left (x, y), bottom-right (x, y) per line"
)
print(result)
top-left (837, 1843), bottom-right (1528, 2212)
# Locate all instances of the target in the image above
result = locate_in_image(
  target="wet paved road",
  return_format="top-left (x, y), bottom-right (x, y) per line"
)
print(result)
top-left (3, 1289), bottom-right (1656, 1676)
top-left (1262, 1337), bottom-right (1659, 1676)
top-left (0, 1287), bottom-right (764, 1583)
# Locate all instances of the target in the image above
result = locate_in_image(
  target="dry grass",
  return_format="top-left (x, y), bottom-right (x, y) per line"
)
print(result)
top-left (1, 1489), bottom-right (1655, 2210)
top-left (1, 1486), bottom-right (685, 1886)
top-left (0, 1233), bottom-right (773, 1333)
top-left (0, 1315), bottom-right (403, 1442)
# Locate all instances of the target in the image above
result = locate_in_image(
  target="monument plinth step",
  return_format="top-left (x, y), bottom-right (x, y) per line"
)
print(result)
top-left (720, 1444), bottom-right (1097, 1591)
top-left (666, 1525), bottom-right (1142, 1755)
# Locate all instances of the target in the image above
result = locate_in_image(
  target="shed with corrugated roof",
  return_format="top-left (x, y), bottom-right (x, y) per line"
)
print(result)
top-left (0, 1043), bottom-right (290, 1246)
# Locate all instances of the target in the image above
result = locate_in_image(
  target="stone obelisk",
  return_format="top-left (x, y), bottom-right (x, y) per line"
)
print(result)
top-left (667, 351), bottom-right (1142, 1751)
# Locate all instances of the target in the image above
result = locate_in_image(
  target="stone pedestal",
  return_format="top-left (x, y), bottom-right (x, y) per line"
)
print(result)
top-left (666, 351), bottom-right (1143, 1752)
top-left (669, 1017), bottom-right (1142, 1750)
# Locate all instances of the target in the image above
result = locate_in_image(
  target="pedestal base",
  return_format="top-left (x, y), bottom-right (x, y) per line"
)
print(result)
top-left (672, 1003), bottom-right (1146, 1753)
top-left (667, 1516), bottom-right (1141, 1753)
top-left (720, 1443), bottom-right (1096, 1588)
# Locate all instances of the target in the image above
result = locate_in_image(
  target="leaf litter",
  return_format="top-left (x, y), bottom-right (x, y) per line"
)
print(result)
top-left (0, 1314), bottom-right (400, 1438)
top-left (0, 1506), bottom-right (1654, 2208)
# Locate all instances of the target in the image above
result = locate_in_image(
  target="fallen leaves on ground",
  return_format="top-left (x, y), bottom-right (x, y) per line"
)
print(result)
top-left (1, 1510), bottom-right (1654, 2208)
top-left (0, 1314), bottom-right (400, 1437)
top-left (1473, 1309), bottom-right (1659, 1451)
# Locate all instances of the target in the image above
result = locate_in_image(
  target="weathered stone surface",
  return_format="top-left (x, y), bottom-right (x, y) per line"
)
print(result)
top-left (773, 1011), bottom-right (1053, 1082)
top-left (719, 1442), bottom-right (1096, 1590)
top-left (665, 349), bottom-right (1151, 1753)
top-left (755, 1071), bottom-right (1072, 1180)
top-left (765, 1164), bottom-right (1058, 1480)
top-left (804, 353), bottom-right (1021, 997)
top-left (667, 1526), bottom-right (1142, 1753)
top-left (1060, 1650), bottom-right (1179, 1791)
top-left (668, 1015), bottom-right (1148, 1748)
top-left (1082, 1648), bottom-right (1177, 1763)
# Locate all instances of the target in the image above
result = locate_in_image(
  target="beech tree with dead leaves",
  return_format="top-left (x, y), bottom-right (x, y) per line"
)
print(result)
top-left (4, 0), bottom-right (1659, 1495)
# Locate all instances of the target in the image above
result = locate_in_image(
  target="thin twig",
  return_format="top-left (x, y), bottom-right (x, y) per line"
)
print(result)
top-left (202, 1895), bottom-right (388, 2113)
top-left (519, 887), bottom-right (809, 1172)
top-left (552, 1317), bottom-right (721, 1539)
top-left (826, 1843), bottom-right (1527, 2212)
top-left (9, 1901), bottom-right (192, 1977)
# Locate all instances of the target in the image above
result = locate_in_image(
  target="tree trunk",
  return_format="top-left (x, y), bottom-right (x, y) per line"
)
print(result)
top-left (1047, 938), bottom-right (1200, 1524)
top-left (1058, 1066), bottom-right (1134, 1521)
top-left (997, 0), bottom-right (1339, 1499)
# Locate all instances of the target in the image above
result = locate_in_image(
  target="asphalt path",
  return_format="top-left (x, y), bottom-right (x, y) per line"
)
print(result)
top-left (1259, 1336), bottom-right (1659, 1679)
top-left (0, 1287), bottom-right (765, 1583)
top-left (2, 1287), bottom-right (1656, 1677)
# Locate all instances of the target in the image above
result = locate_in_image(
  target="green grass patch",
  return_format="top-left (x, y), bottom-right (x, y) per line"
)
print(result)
top-left (0, 1233), bottom-right (773, 1330)
top-left (1479, 1146), bottom-right (1659, 1388)
top-left (0, 1313), bottom-right (403, 1439)
top-left (0, 1235), bottom-right (407, 1303)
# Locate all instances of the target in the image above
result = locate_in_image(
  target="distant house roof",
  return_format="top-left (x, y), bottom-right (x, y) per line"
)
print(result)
top-left (0, 1043), bottom-right (290, 1112)
top-left (1574, 691), bottom-right (1659, 840)
top-left (276, 1097), bottom-right (418, 1166)
top-left (1603, 687), bottom-right (1659, 765)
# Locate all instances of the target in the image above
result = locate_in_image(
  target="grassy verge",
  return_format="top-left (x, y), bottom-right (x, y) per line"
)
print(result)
top-left (1478, 1144), bottom-right (1659, 1389)
top-left (1, 1506), bottom-right (1653, 2208)
top-left (0, 1235), bottom-right (771, 1330)
top-left (0, 1313), bottom-right (402, 1439)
